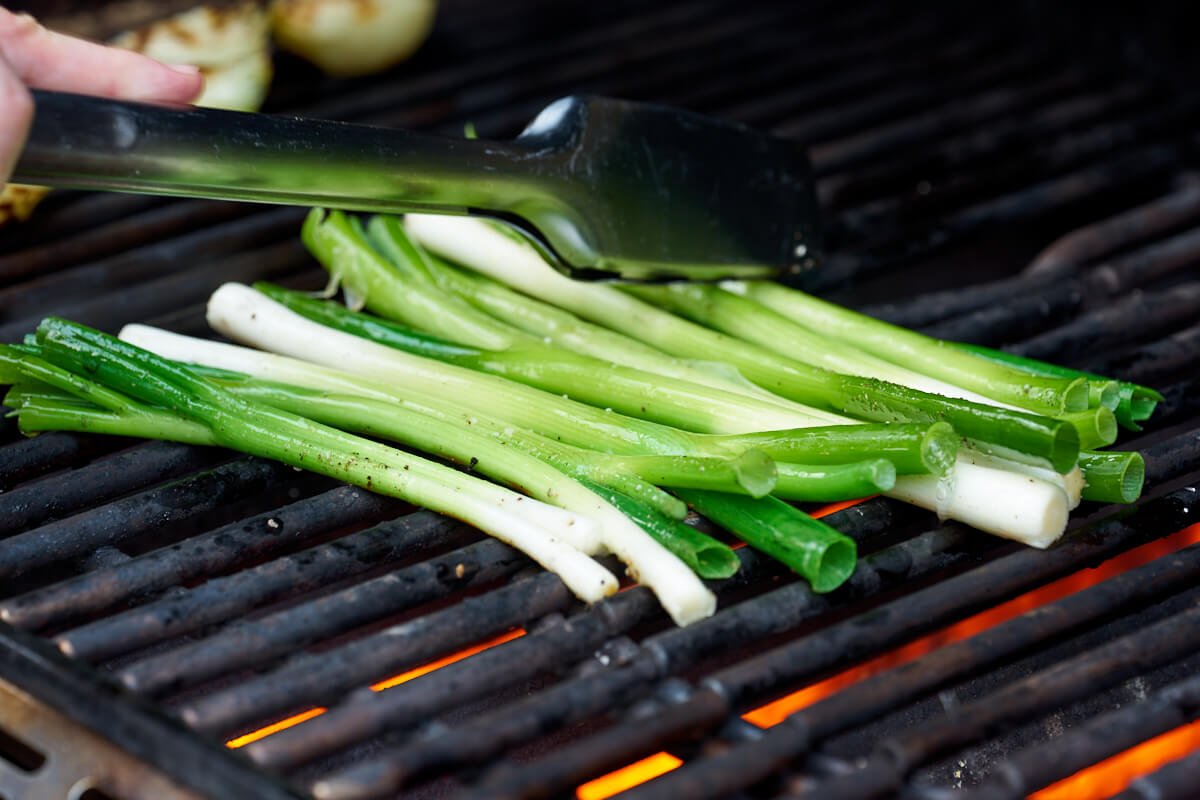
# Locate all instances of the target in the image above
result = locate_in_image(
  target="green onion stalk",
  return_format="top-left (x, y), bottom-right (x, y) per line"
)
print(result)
top-left (952, 342), bottom-right (1161, 430)
top-left (199, 283), bottom-right (957, 476)
top-left (1079, 450), bottom-right (1145, 504)
top-left (674, 489), bottom-right (857, 593)
top-left (398, 214), bottom-right (1081, 474)
top-left (198, 373), bottom-right (775, 514)
top-left (222, 367), bottom-right (907, 502)
top-left (367, 215), bottom-right (810, 411)
top-left (261, 260), bottom-right (1077, 502)
top-left (2, 352), bottom-right (737, 621)
top-left (169, 284), bottom-right (1073, 547)
top-left (578, 479), bottom-right (740, 580)
top-left (121, 304), bottom-right (915, 508)
top-left (296, 211), bottom-right (844, 436)
top-left (393, 217), bottom-right (1103, 543)
top-left (621, 281), bottom-right (1119, 448)
top-left (713, 279), bottom-right (1096, 415)
top-left (7, 324), bottom-right (638, 611)
top-left (621, 281), bottom-right (1017, 407)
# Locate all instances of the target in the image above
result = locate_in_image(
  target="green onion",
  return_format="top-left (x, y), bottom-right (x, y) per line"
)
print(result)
top-left (302, 208), bottom-right (519, 350)
top-left (580, 479), bottom-right (740, 580)
top-left (889, 452), bottom-right (1071, 549)
top-left (674, 489), bottom-right (856, 593)
top-left (720, 421), bottom-right (958, 476)
top-left (177, 284), bottom-right (1078, 546)
top-left (1079, 450), bottom-right (1145, 504)
top-left (255, 274), bottom-right (844, 437)
top-left (776, 460), bottom-right (895, 500)
top-left (1058, 407), bottom-right (1118, 451)
top-left (206, 373), bottom-right (772, 511)
top-left (623, 282), bottom-right (1001, 406)
top-left (28, 318), bottom-right (626, 609)
top-left (401, 215), bottom-right (1080, 472)
top-left (369, 219), bottom-right (813, 411)
top-left (720, 279), bottom-right (1090, 415)
top-left (951, 342), bottom-right (1161, 429)
top-left (0, 347), bottom-right (215, 444)
top-left (260, 277), bottom-right (1076, 473)
top-left (35, 322), bottom-right (725, 622)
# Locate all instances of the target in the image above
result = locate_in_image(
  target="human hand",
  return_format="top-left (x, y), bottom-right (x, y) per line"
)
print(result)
top-left (0, 9), bottom-right (204, 183)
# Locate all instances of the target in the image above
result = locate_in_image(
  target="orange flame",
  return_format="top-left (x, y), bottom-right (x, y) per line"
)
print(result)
top-left (227, 504), bottom-right (1200, 800)
top-left (744, 521), bottom-right (1200, 728)
top-left (1032, 720), bottom-right (1200, 799)
top-left (576, 753), bottom-right (683, 800)
top-left (580, 520), bottom-right (1200, 799)
top-left (225, 628), bottom-right (525, 748)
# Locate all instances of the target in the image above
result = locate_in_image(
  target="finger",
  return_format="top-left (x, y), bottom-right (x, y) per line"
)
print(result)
top-left (0, 10), bottom-right (202, 105)
top-left (0, 50), bottom-right (33, 184)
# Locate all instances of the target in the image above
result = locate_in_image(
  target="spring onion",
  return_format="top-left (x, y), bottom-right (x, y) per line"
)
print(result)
top-left (401, 214), bottom-right (1081, 472)
top-left (674, 489), bottom-right (856, 593)
top-left (365, 216), bottom-right (813, 411)
top-left (720, 421), bottom-right (957, 476)
top-left (15, 321), bottom-right (627, 607)
top-left (203, 374), bottom-right (775, 507)
top-left (952, 342), bottom-right (1161, 430)
top-left (579, 479), bottom-right (740, 580)
top-left (717, 279), bottom-right (1090, 416)
top-left (1058, 407), bottom-right (1119, 451)
top-left (1079, 450), bottom-right (1145, 504)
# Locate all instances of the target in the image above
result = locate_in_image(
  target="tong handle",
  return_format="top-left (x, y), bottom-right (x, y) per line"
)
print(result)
top-left (13, 90), bottom-right (535, 217)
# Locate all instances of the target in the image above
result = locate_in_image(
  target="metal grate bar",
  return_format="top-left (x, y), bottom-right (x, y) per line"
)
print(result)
top-left (299, 527), bottom-right (987, 797)
top-left (860, 180), bottom-right (1200, 327)
top-left (788, 595), bottom-right (1200, 799)
top-left (809, 70), bottom-right (1092, 176)
top-left (183, 571), bottom-right (580, 737)
top-left (0, 624), bottom-right (305, 800)
top-left (0, 193), bottom-right (168, 257)
top-left (831, 101), bottom-right (1199, 253)
top-left (1089, 323), bottom-right (1200, 386)
top-left (0, 206), bottom-right (305, 330)
top-left (54, 511), bottom-right (469, 664)
top-left (0, 430), bottom-right (131, 490)
top-left (0, 458), bottom-right (307, 584)
top-left (243, 585), bottom-right (655, 771)
top-left (0, 201), bottom-right (248, 286)
top-left (614, 540), bottom-right (1200, 800)
top-left (771, 47), bottom-right (1044, 146)
top-left (0, 486), bottom-right (403, 633)
top-left (452, 483), bottom-right (1200, 800)
top-left (295, 0), bottom-right (740, 122)
top-left (958, 669), bottom-right (1200, 799)
top-left (246, 499), bottom-right (943, 773)
top-left (917, 227), bottom-right (1200, 345)
top-left (814, 143), bottom-right (1185, 291)
top-left (216, 542), bottom-right (794, 746)
top-left (1008, 282), bottom-right (1200, 363)
top-left (817, 82), bottom-right (1156, 213)
top-left (0, 238), bottom-right (312, 341)
top-left (115, 536), bottom-right (537, 696)
top-left (0, 440), bottom-right (228, 540)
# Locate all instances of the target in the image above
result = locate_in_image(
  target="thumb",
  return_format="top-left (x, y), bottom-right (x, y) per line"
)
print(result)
top-left (0, 50), bottom-right (33, 184)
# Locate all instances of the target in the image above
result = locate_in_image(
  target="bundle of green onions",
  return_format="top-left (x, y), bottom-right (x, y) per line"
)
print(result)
top-left (0, 208), bottom-right (1154, 628)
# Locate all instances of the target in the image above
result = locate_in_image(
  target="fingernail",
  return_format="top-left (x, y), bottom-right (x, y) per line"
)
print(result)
top-left (167, 63), bottom-right (201, 75)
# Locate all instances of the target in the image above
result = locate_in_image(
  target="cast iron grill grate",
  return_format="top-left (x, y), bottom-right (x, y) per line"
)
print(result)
top-left (0, 1), bottom-right (1199, 799)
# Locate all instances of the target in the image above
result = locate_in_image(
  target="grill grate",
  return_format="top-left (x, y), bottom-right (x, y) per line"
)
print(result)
top-left (2, 1), bottom-right (1200, 799)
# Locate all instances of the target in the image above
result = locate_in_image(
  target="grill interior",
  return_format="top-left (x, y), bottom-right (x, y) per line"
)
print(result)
top-left (2, 1), bottom-right (1200, 799)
